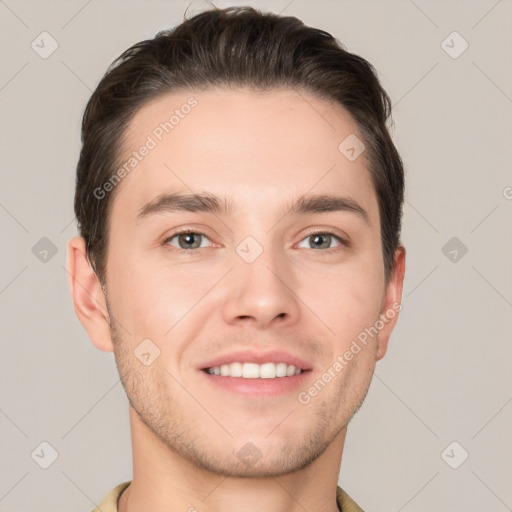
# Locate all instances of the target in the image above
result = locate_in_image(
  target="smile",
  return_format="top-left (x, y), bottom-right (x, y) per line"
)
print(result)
top-left (204, 362), bottom-right (304, 379)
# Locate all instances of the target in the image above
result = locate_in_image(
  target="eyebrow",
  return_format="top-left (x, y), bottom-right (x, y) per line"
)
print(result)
top-left (136, 191), bottom-right (370, 226)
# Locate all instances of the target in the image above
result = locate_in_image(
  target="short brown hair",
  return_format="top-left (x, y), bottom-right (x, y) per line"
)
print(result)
top-left (74, 5), bottom-right (404, 285)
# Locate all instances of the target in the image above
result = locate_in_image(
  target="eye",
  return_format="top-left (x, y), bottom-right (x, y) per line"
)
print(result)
top-left (163, 229), bottom-right (348, 253)
top-left (164, 230), bottom-right (212, 251)
top-left (297, 231), bottom-right (347, 252)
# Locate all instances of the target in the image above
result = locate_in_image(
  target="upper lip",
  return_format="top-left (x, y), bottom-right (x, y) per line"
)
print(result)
top-left (199, 349), bottom-right (313, 371)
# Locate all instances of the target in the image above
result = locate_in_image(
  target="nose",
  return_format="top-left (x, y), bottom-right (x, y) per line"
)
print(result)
top-left (222, 247), bottom-right (301, 329)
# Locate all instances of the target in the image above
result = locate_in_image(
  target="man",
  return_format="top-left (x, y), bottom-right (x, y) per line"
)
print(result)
top-left (67, 6), bottom-right (406, 511)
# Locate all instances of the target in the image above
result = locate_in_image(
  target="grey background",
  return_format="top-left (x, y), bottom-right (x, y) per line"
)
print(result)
top-left (1, 0), bottom-right (511, 510)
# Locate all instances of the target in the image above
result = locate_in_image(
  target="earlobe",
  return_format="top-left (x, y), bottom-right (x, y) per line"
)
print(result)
top-left (66, 236), bottom-right (115, 353)
top-left (375, 245), bottom-right (406, 361)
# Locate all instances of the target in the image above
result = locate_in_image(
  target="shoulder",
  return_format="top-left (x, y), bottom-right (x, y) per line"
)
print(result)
top-left (336, 485), bottom-right (365, 512)
top-left (91, 481), bottom-right (132, 512)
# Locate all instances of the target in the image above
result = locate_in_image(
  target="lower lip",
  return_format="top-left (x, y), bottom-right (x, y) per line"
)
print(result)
top-left (199, 369), bottom-right (313, 397)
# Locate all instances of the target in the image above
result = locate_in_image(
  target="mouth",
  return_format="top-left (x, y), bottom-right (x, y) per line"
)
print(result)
top-left (197, 349), bottom-right (313, 396)
top-left (201, 362), bottom-right (308, 379)
top-left (198, 352), bottom-right (313, 397)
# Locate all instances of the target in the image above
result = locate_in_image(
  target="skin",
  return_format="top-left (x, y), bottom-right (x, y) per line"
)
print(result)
top-left (67, 87), bottom-right (405, 512)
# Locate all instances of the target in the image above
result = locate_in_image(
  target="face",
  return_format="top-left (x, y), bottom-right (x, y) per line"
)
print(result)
top-left (99, 87), bottom-right (403, 477)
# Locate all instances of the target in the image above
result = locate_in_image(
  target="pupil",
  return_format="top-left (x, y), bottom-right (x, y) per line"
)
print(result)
top-left (312, 234), bottom-right (329, 249)
top-left (180, 233), bottom-right (200, 249)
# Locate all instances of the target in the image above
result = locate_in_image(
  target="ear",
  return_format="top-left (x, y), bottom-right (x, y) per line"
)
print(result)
top-left (375, 245), bottom-right (406, 361)
top-left (66, 236), bottom-right (114, 353)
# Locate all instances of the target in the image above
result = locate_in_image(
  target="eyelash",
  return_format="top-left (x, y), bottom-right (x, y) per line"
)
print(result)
top-left (163, 229), bottom-right (349, 255)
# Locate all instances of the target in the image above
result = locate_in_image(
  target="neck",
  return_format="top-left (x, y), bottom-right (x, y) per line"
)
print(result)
top-left (118, 405), bottom-right (345, 512)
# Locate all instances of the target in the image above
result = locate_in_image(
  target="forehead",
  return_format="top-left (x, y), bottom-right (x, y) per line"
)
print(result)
top-left (111, 87), bottom-right (379, 226)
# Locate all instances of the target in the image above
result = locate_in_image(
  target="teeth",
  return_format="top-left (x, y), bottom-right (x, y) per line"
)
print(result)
top-left (243, 363), bottom-right (260, 378)
top-left (276, 362), bottom-right (288, 377)
top-left (206, 362), bottom-right (303, 379)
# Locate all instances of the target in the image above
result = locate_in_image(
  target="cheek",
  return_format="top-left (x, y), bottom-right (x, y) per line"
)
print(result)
top-left (113, 259), bottom-right (214, 341)
top-left (106, 251), bottom-right (165, 337)
top-left (314, 269), bottom-right (383, 347)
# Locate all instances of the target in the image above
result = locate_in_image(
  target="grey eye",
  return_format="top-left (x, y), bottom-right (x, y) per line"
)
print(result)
top-left (297, 232), bottom-right (343, 250)
top-left (166, 232), bottom-right (211, 250)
